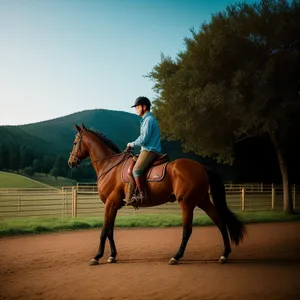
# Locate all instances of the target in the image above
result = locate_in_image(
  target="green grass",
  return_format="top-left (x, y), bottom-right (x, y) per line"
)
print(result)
top-left (0, 171), bottom-right (52, 188)
top-left (0, 211), bottom-right (299, 236)
top-left (31, 173), bottom-right (76, 187)
top-left (0, 171), bottom-right (75, 188)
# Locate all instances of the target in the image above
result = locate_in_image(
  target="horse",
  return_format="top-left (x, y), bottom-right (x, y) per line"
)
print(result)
top-left (68, 123), bottom-right (246, 266)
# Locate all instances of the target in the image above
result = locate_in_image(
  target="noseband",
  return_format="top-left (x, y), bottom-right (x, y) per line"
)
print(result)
top-left (69, 130), bottom-right (86, 167)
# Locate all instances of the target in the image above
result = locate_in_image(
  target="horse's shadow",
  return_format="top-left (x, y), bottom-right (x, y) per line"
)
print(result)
top-left (114, 257), bottom-right (300, 266)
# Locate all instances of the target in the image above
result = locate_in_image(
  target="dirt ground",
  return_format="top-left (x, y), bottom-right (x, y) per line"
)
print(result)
top-left (1, 222), bottom-right (300, 300)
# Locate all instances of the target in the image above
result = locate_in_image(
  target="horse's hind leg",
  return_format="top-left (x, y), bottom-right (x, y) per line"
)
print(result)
top-left (169, 201), bottom-right (195, 265)
top-left (199, 193), bottom-right (231, 263)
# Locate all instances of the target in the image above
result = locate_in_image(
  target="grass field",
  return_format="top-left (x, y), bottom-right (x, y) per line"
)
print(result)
top-left (0, 171), bottom-right (53, 188)
top-left (0, 211), bottom-right (299, 236)
top-left (31, 173), bottom-right (76, 187)
top-left (0, 171), bottom-right (75, 188)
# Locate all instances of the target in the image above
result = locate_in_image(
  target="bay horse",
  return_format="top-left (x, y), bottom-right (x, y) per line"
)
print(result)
top-left (68, 123), bottom-right (246, 266)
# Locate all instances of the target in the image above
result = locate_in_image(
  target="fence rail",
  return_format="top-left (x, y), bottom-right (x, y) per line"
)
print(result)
top-left (0, 184), bottom-right (299, 219)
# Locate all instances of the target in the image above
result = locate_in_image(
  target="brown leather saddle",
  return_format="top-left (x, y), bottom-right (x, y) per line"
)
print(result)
top-left (121, 154), bottom-right (169, 183)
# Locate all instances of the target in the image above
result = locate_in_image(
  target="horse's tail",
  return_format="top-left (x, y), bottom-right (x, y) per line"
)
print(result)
top-left (205, 167), bottom-right (247, 245)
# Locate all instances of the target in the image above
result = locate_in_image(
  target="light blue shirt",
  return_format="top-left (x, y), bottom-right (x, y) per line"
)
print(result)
top-left (131, 112), bottom-right (161, 154)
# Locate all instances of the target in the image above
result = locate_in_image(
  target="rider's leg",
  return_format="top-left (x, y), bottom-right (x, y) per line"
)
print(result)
top-left (132, 150), bottom-right (158, 203)
top-left (123, 180), bottom-right (136, 204)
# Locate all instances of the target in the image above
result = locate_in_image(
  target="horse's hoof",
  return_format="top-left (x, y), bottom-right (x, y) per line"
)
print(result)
top-left (219, 256), bottom-right (227, 264)
top-left (107, 257), bottom-right (117, 263)
top-left (89, 259), bottom-right (99, 266)
top-left (168, 258), bottom-right (179, 265)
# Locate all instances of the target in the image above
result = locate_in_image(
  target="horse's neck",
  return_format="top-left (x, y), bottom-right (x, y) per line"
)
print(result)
top-left (85, 137), bottom-right (116, 175)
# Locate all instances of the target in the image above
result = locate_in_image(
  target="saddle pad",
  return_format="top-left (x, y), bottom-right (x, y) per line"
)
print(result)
top-left (121, 156), bottom-right (168, 183)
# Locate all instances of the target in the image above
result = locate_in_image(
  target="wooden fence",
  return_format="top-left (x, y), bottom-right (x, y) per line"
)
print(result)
top-left (0, 184), bottom-right (299, 219)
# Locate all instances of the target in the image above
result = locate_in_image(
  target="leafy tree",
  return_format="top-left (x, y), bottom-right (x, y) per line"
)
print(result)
top-left (69, 165), bottom-right (96, 181)
top-left (32, 158), bottom-right (43, 173)
top-left (148, 0), bottom-right (300, 213)
top-left (42, 155), bottom-right (54, 176)
top-left (23, 167), bottom-right (35, 177)
top-left (50, 167), bottom-right (59, 180)
top-left (54, 155), bottom-right (69, 177)
top-left (19, 145), bottom-right (34, 170)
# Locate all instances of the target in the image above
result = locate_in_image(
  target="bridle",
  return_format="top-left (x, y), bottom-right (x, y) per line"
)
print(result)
top-left (70, 129), bottom-right (132, 181)
top-left (69, 130), bottom-right (86, 167)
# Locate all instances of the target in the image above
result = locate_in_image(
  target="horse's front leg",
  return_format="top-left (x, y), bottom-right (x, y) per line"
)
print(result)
top-left (89, 199), bottom-right (120, 266)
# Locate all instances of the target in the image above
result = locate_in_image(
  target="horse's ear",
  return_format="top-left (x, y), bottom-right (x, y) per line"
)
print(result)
top-left (82, 123), bottom-right (87, 130)
top-left (75, 124), bottom-right (81, 132)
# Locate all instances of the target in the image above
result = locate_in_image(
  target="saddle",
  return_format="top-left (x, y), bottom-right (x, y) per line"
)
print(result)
top-left (121, 154), bottom-right (169, 183)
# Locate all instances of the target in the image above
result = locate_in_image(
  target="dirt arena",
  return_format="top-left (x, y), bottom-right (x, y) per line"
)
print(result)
top-left (1, 222), bottom-right (300, 300)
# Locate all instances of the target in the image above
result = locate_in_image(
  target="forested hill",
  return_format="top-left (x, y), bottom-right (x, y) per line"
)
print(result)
top-left (0, 126), bottom-right (51, 151)
top-left (20, 109), bottom-right (141, 153)
top-left (0, 109), bottom-right (140, 180)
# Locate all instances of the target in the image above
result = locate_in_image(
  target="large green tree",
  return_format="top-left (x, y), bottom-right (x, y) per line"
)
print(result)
top-left (148, 0), bottom-right (300, 214)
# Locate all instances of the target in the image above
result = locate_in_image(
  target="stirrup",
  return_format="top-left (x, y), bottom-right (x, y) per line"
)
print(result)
top-left (123, 198), bottom-right (130, 205)
top-left (124, 192), bottom-right (146, 206)
top-left (123, 195), bottom-right (141, 206)
top-left (123, 197), bottom-right (139, 210)
top-left (132, 193), bottom-right (147, 204)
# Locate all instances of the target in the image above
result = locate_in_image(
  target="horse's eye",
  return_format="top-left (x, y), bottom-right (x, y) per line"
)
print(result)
top-left (73, 142), bottom-right (77, 145)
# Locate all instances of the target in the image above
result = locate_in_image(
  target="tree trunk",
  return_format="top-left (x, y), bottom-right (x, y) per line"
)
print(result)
top-left (271, 134), bottom-right (294, 214)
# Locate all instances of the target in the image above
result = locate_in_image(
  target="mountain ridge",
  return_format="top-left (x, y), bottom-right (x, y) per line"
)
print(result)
top-left (19, 109), bottom-right (141, 154)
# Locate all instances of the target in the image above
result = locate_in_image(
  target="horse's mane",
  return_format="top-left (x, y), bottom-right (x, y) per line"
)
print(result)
top-left (88, 128), bottom-right (121, 154)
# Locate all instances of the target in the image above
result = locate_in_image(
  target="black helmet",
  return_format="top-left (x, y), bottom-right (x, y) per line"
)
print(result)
top-left (131, 96), bottom-right (151, 108)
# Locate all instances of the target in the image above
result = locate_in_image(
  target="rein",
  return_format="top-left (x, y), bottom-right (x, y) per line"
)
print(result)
top-left (70, 129), bottom-right (132, 181)
top-left (96, 151), bottom-right (131, 181)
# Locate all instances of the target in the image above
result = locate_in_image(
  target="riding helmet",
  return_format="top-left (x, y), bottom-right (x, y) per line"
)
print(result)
top-left (131, 96), bottom-right (151, 108)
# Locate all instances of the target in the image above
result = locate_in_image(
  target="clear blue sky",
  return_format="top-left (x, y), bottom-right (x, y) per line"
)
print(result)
top-left (0, 0), bottom-right (255, 125)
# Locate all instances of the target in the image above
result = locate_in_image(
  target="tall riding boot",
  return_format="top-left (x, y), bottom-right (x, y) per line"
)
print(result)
top-left (134, 176), bottom-right (148, 203)
top-left (123, 181), bottom-right (136, 204)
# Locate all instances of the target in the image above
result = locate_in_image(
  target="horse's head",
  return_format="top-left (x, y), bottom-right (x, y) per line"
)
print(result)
top-left (68, 123), bottom-right (90, 168)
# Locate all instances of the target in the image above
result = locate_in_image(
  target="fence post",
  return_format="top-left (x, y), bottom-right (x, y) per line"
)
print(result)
top-left (62, 189), bottom-right (67, 218)
top-left (71, 187), bottom-right (74, 217)
top-left (241, 188), bottom-right (245, 211)
top-left (293, 184), bottom-right (296, 210)
top-left (18, 196), bottom-right (21, 212)
top-left (74, 188), bottom-right (78, 218)
top-left (271, 184), bottom-right (275, 210)
top-left (65, 190), bottom-right (68, 216)
top-left (61, 190), bottom-right (64, 219)
top-left (72, 186), bottom-right (78, 218)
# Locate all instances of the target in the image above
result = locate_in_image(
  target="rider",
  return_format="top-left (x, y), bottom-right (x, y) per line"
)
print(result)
top-left (125, 96), bottom-right (162, 205)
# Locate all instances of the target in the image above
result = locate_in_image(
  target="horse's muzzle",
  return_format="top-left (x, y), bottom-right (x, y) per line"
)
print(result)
top-left (68, 157), bottom-right (80, 168)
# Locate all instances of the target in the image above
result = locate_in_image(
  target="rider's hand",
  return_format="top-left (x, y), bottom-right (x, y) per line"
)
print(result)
top-left (125, 143), bottom-right (133, 153)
